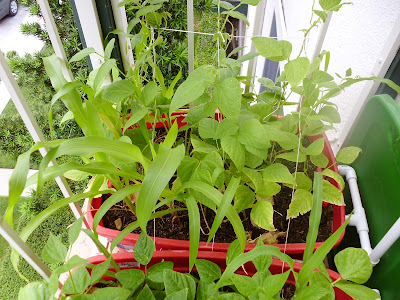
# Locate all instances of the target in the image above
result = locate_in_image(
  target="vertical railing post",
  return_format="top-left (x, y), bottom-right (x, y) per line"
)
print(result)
top-left (110, 0), bottom-right (135, 73)
top-left (0, 50), bottom-right (85, 223)
top-left (187, 0), bottom-right (195, 74)
top-left (36, 0), bottom-right (74, 82)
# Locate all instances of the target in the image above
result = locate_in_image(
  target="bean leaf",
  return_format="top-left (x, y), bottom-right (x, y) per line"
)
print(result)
top-left (334, 248), bottom-right (372, 284)
top-left (336, 146), bottom-right (362, 164)
top-left (133, 233), bottom-right (155, 265)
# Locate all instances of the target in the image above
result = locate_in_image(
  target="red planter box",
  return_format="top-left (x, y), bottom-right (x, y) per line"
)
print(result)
top-left (86, 112), bottom-right (345, 258)
top-left (87, 251), bottom-right (351, 299)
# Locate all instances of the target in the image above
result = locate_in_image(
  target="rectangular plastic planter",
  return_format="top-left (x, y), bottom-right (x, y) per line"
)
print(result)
top-left (86, 251), bottom-right (351, 299)
top-left (86, 113), bottom-right (345, 258)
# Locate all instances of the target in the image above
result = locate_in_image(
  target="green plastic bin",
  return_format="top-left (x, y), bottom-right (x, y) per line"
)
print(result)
top-left (340, 94), bottom-right (400, 299)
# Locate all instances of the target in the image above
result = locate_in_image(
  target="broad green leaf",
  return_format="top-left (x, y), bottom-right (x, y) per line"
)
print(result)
top-left (263, 163), bottom-right (296, 185)
top-left (213, 77), bottom-right (242, 121)
top-left (91, 257), bottom-right (112, 285)
top-left (303, 172), bottom-right (323, 265)
top-left (134, 233), bottom-right (155, 265)
top-left (93, 59), bottom-right (116, 91)
top-left (322, 168), bottom-right (345, 191)
top-left (147, 261), bottom-right (174, 284)
top-left (199, 118), bottom-right (219, 139)
top-left (262, 271), bottom-right (290, 297)
top-left (208, 177), bottom-right (241, 243)
top-left (102, 79), bottom-right (134, 103)
top-left (165, 289), bottom-right (188, 300)
top-left (195, 259), bottom-right (222, 283)
top-left (305, 138), bottom-right (325, 156)
top-left (238, 119), bottom-right (270, 149)
top-left (250, 200), bottom-right (275, 230)
top-left (191, 136), bottom-right (218, 153)
top-left (231, 274), bottom-right (257, 296)
top-left (285, 57), bottom-right (310, 87)
top-left (170, 66), bottom-right (215, 114)
top-left (336, 146), bottom-right (362, 164)
top-left (178, 157), bottom-right (200, 183)
top-left (213, 0), bottom-right (235, 10)
top-left (42, 233), bottom-right (67, 264)
top-left (312, 70), bottom-right (334, 83)
top-left (164, 269), bottom-right (196, 300)
top-left (69, 47), bottom-right (96, 62)
top-left (116, 269), bottom-right (145, 293)
top-left (335, 248), bottom-right (372, 284)
top-left (234, 185), bottom-right (255, 212)
top-left (287, 189), bottom-right (313, 218)
top-left (309, 272), bottom-right (335, 300)
top-left (293, 172), bottom-right (313, 190)
top-left (215, 246), bottom-right (294, 289)
top-left (63, 266), bottom-right (91, 294)
top-left (221, 135), bottom-right (245, 171)
top-left (187, 195), bottom-right (200, 270)
top-left (248, 103), bottom-right (274, 120)
top-left (293, 285), bottom-right (330, 299)
top-left (257, 180), bottom-right (281, 197)
top-left (124, 107), bottom-right (149, 131)
top-left (241, 0), bottom-right (261, 5)
top-left (313, 9), bottom-right (328, 22)
top-left (252, 37), bottom-right (292, 61)
top-left (264, 124), bottom-right (299, 150)
top-left (319, 0), bottom-right (341, 11)
top-left (334, 281), bottom-right (380, 300)
top-left (137, 145), bottom-right (185, 232)
top-left (276, 151), bottom-right (307, 162)
top-left (136, 4), bottom-right (162, 17)
top-left (322, 180), bottom-right (344, 205)
top-left (214, 119), bottom-right (239, 139)
top-left (319, 106), bottom-right (341, 123)
top-left (69, 215), bottom-right (84, 244)
top-left (310, 153), bottom-right (329, 168)
top-left (222, 10), bottom-right (249, 26)
top-left (91, 287), bottom-right (132, 300)
top-left (141, 81), bottom-right (160, 106)
top-left (18, 282), bottom-right (52, 300)
top-left (197, 281), bottom-right (217, 300)
top-left (253, 239), bottom-right (273, 272)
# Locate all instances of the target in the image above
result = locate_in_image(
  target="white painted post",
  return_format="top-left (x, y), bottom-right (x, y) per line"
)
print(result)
top-left (0, 50), bottom-right (84, 222)
top-left (36, 0), bottom-right (74, 82)
top-left (187, 0), bottom-right (195, 74)
top-left (110, 0), bottom-right (135, 73)
top-left (0, 216), bottom-right (52, 281)
top-left (73, 0), bottom-right (106, 70)
top-left (241, 0), bottom-right (267, 92)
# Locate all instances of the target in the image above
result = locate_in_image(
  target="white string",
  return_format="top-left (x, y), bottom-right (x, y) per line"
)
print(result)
top-left (157, 27), bottom-right (309, 40)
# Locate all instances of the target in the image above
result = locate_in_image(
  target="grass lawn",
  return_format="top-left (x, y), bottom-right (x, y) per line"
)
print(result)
top-left (0, 192), bottom-right (75, 298)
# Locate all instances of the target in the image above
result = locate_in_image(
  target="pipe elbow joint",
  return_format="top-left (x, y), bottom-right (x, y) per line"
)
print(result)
top-left (338, 165), bottom-right (358, 181)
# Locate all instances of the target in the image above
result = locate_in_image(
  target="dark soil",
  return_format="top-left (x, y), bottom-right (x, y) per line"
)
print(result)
top-left (101, 137), bottom-right (333, 245)
top-left (281, 283), bottom-right (296, 299)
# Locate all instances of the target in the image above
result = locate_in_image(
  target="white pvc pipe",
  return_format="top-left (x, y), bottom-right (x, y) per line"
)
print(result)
top-left (369, 217), bottom-right (400, 266)
top-left (338, 165), bottom-right (373, 255)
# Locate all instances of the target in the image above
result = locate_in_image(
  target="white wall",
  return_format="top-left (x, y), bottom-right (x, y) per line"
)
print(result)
top-left (282, 0), bottom-right (400, 152)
